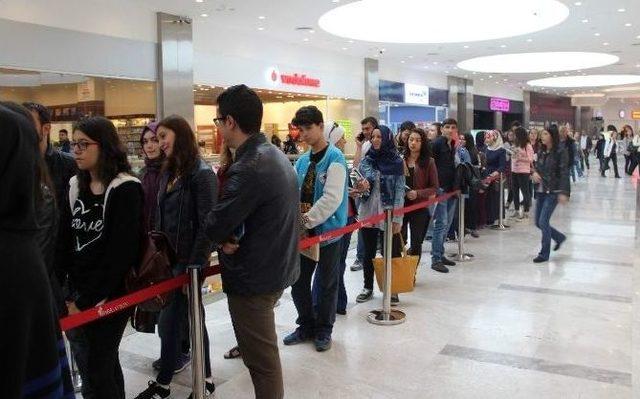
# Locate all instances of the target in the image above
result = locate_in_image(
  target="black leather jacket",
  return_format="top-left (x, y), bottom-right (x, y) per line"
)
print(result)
top-left (535, 147), bottom-right (571, 196)
top-left (156, 158), bottom-right (218, 267)
top-left (205, 133), bottom-right (300, 296)
top-left (45, 145), bottom-right (76, 206)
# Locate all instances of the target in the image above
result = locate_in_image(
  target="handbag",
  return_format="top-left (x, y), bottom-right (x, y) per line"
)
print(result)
top-left (125, 230), bottom-right (176, 313)
top-left (373, 235), bottom-right (420, 294)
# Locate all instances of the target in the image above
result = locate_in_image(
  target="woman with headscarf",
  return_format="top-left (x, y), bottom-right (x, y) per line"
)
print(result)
top-left (484, 130), bottom-right (507, 226)
top-left (353, 125), bottom-right (406, 305)
top-left (139, 121), bottom-right (162, 232)
top-left (0, 102), bottom-right (74, 398)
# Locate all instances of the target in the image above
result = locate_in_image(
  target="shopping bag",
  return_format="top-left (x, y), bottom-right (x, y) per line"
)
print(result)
top-left (373, 235), bottom-right (419, 294)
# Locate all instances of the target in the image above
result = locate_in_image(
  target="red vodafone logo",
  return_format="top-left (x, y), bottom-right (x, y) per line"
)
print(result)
top-left (271, 70), bottom-right (278, 82)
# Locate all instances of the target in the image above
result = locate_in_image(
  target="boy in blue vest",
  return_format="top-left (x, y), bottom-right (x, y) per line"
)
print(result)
top-left (284, 106), bottom-right (348, 352)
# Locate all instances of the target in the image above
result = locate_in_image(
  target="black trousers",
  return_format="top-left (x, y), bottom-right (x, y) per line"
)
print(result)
top-left (361, 228), bottom-right (402, 290)
top-left (401, 209), bottom-right (430, 260)
top-left (512, 173), bottom-right (532, 212)
top-left (603, 155), bottom-right (620, 177)
top-left (581, 150), bottom-right (590, 170)
top-left (486, 182), bottom-right (501, 225)
top-left (291, 241), bottom-right (341, 335)
top-left (77, 310), bottom-right (130, 399)
top-left (624, 155), bottom-right (632, 174)
top-left (630, 152), bottom-right (639, 175)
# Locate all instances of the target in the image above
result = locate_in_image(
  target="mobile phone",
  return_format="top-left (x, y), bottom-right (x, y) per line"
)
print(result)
top-left (357, 132), bottom-right (366, 142)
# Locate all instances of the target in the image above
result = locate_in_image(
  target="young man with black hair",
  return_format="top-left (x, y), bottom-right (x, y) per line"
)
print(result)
top-left (283, 106), bottom-right (348, 352)
top-left (205, 84), bottom-right (300, 399)
top-left (396, 120), bottom-right (416, 153)
top-left (351, 116), bottom-right (379, 272)
top-left (430, 118), bottom-right (459, 273)
top-left (58, 128), bottom-right (71, 153)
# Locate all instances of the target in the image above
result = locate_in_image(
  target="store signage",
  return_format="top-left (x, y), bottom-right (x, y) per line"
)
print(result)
top-left (489, 97), bottom-right (511, 112)
top-left (632, 110), bottom-right (640, 120)
top-left (404, 84), bottom-right (430, 105)
top-left (269, 68), bottom-right (320, 88)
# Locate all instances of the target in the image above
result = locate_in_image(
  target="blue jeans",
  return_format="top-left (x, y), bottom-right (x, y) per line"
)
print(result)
top-left (312, 219), bottom-right (353, 313)
top-left (431, 191), bottom-right (458, 263)
top-left (534, 192), bottom-right (565, 260)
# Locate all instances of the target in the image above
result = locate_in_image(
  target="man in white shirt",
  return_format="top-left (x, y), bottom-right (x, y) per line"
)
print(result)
top-left (602, 128), bottom-right (620, 178)
top-left (578, 131), bottom-right (591, 170)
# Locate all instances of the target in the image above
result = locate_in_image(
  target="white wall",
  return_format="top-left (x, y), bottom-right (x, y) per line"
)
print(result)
top-left (378, 62), bottom-right (448, 89)
top-left (473, 79), bottom-right (524, 101)
top-left (594, 97), bottom-right (640, 131)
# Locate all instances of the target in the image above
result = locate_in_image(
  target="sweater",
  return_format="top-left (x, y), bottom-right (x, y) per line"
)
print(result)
top-left (485, 147), bottom-right (507, 175)
top-left (511, 144), bottom-right (534, 174)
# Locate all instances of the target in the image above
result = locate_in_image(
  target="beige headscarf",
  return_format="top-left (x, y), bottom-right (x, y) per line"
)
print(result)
top-left (486, 130), bottom-right (504, 151)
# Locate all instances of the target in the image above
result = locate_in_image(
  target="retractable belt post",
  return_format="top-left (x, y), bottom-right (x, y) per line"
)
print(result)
top-left (491, 172), bottom-right (510, 230)
top-left (450, 191), bottom-right (473, 261)
top-left (367, 207), bottom-right (406, 325)
top-left (63, 332), bottom-right (82, 393)
top-left (187, 266), bottom-right (206, 399)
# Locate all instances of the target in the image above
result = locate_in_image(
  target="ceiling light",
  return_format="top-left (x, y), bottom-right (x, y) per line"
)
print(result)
top-left (433, 61), bottom-right (439, 64)
top-left (201, 13), bottom-right (208, 17)
top-left (258, 15), bottom-right (266, 19)
top-left (463, 45), bottom-right (470, 48)
top-left (408, 55), bottom-right (414, 58)
top-left (195, 0), bottom-right (204, 2)
top-left (458, 52), bottom-right (618, 73)
top-left (445, 71), bottom-right (450, 74)
top-left (574, 1), bottom-right (582, 5)
top-left (618, 8), bottom-right (626, 12)
top-left (603, 85), bottom-right (640, 92)
top-left (528, 74), bottom-right (640, 88)
top-left (423, 66), bottom-right (429, 69)
top-left (526, 38), bottom-right (533, 42)
top-left (257, 27), bottom-right (265, 31)
top-left (303, 38), bottom-right (309, 42)
top-left (581, 19), bottom-right (589, 23)
top-left (332, 0), bottom-right (340, 3)
top-left (348, 40), bottom-right (354, 43)
top-left (400, 60), bottom-right (405, 63)
top-left (603, 42), bottom-right (609, 46)
top-left (309, 30), bottom-right (315, 34)
top-left (594, 32), bottom-right (600, 36)
top-left (318, 0), bottom-right (569, 43)
top-left (625, 23), bottom-right (632, 27)
top-left (500, 44), bottom-right (507, 48)
top-left (341, 47), bottom-right (348, 50)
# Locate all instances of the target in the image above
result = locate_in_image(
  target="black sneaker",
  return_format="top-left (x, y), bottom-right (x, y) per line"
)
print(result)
top-left (390, 294), bottom-right (399, 306)
top-left (350, 259), bottom-right (363, 271)
top-left (553, 235), bottom-right (566, 251)
top-left (431, 262), bottom-right (449, 273)
top-left (533, 256), bottom-right (548, 263)
top-left (187, 381), bottom-right (215, 399)
top-left (442, 257), bottom-right (456, 267)
top-left (134, 381), bottom-right (170, 399)
top-left (356, 288), bottom-right (373, 303)
top-left (283, 328), bottom-right (311, 346)
top-left (315, 333), bottom-right (332, 352)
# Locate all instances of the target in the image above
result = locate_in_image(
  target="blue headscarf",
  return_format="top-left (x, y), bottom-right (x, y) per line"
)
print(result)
top-left (365, 125), bottom-right (404, 176)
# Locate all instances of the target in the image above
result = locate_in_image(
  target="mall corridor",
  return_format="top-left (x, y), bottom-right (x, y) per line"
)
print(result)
top-left (118, 167), bottom-right (637, 399)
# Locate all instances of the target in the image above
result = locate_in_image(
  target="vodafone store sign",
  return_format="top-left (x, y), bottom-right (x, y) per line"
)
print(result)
top-left (489, 97), bottom-right (511, 112)
top-left (268, 68), bottom-right (321, 88)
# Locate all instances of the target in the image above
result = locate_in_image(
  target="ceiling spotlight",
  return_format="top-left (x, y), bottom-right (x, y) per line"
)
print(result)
top-left (257, 27), bottom-right (265, 31)
top-left (400, 60), bottom-right (405, 63)
top-left (348, 40), bottom-right (354, 43)
top-left (618, 8), bottom-right (626, 12)
top-left (463, 45), bottom-right (470, 48)
top-left (423, 66), bottom-right (429, 69)
top-left (500, 44), bottom-right (507, 48)
top-left (526, 38), bottom-right (533, 42)
top-left (603, 42), bottom-right (609, 46)
top-left (408, 55), bottom-right (414, 58)
top-left (594, 32), bottom-right (600, 36)
top-left (195, 0), bottom-right (204, 2)
top-left (258, 15), bottom-right (266, 19)
top-left (318, 0), bottom-right (569, 43)
top-left (574, 1), bottom-right (581, 5)
top-left (581, 19), bottom-right (589, 23)
top-left (445, 71), bottom-right (450, 74)
top-left (433, 61), bottom-right (439, 64)
top-left (332, 0), bottom-right (340, 3)
top-left (625, 23), bottom-right (632, 27)
top-left (309, 30), bottom-right (315, 33)
top-left (341, 47), bottom-right (348, 50)
top-left (201, 13), bottom-right (208, 17)
top-left (303, 38), bottom-right (309, 42)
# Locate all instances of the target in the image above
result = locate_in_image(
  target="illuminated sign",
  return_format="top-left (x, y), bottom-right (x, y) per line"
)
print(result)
top-left (489, 97), bottom-right (511, 112)
top-left (269, 68), bottom-right (321, 88)
top-left (632, 110), bottom-right (640, 120)
top-left (404, 84), bottom-right (430, 105)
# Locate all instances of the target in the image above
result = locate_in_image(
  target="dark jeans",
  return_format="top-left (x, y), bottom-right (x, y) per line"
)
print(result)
top-left (361, 228), bottom-right (402, 290)
top-left (69, 310), bottom-right (130, 399)
top-left (291, 241), bottom-right (341, 335)
top-left (431, 194), bottom-right (458, 263)
top-left (534, 192), bottom-right (565, 260)
top-left (157, 288), bottom-right (212, 385)
top-left (630, 152), bottom-right (639, 175)
top-left (486, 182), bottom-right (501, 225)
top-left (402, 208), bottom-right (430, 261)
top-left (603, 155), bottom-right (620, 177)
top-left (581, 150), bottom-right (590, 170)
top-left (312, 218), bottom-right (354, 313)
top-left (512, 173), bottom-right (532, 212)
top-left (228, 291), bottom-right (284, 399)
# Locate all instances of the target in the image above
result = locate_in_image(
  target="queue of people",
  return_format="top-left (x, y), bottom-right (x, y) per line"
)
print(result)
top-left (5, 88), bottom-right (598, 399)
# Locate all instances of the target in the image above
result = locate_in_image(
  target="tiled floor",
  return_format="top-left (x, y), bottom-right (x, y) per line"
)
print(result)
top-left (117, 162), bottom-right (637, 398)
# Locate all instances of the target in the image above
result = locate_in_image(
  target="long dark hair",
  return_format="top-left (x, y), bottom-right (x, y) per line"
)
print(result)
top-left (403, 128), bottom-right (432, 168)
top-left (73, 116), bottom-right (131, 194)
top-left (158, 115), bottom-right (199, 178)
top-left (463, 132), bottom-right (478, 160)
top-left (514, 127), bottom-right (529, 149)
top-left (545, 124), bottom-right (561, 151)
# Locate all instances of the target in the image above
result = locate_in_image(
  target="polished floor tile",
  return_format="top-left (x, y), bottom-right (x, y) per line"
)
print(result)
top-left (116, 167), bottom-right (636, 399)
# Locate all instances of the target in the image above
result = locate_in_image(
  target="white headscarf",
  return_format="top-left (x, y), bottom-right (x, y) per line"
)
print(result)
top-left (324, 121), bottom-right (345, 145)
top-left (487, 130), bottom-right (504, 151)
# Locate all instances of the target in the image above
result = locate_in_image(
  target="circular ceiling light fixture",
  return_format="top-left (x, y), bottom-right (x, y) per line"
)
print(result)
top-left (458, 52), bottom-right (618, 73)
top-left (528, 75), bottom-right (640, 88)
top-left (603, 85), bottom-right (640, 92)
top-left (318, 0), bottom-right (569, 43)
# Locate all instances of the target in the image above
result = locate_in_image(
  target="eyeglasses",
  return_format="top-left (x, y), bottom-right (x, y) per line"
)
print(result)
top-left (71, 140), bottom-right (99, 152)
top-left (213, 116), bottom-right (227, 126)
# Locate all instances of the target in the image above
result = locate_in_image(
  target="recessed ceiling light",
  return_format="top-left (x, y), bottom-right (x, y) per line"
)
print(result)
top-left (463, 45), bottom-right (469, 48)
top-left (332, 0), bottom-right (340, 3)
top-left (318, 0), bottom-right (569, 43)
top-left (618, 8), bottom-right (626, 12)
top-left (457, 52), bottom-right (618, 73)
top-left (408, 55), bottom-right (414, 58)
top-left (423, 66), bottom-right (429, 69)
top-left (489, 75), bottom-right (493, 78)
top-left (201, 13), bottom-right (208, 17)
top-left (528, 74), bottom-right (640, 88)
top-left (594, 32), bottom-right (600, 36)
top-left (258, 15), bottom-right (266, 19)
top-left (400, 60), bottom-right (405, 63)
top-left (433, 61), bottom-right (439, 64)
top-left (526, 38), bottom-right (533, 42)
top-left (581, 19), bottom-right (589, 23)
top-left (480, 78), bottom-right (485, 81)
top-left (342, 47), bottom-right (348, 50)
top-left (257, 27), bottom-right (265, 31)
top-left (348, 40), bottom-right (354, 43)
top-left (625, 23), bottom-right (632, 27)
top-left (603, 42), bottom-right (609, 46)
top-left (303, 38), bottom-right (309, 42)
top-left (309, 30), bottom-right (315, 34)
top-left (500, 44), bottom-right (507, 48)
top-left (195, 0), bottom-right (204, 2)
top-left (574, 1), bottom-right (582, 5)
top-left (445, 71), bottom-right (450, 74)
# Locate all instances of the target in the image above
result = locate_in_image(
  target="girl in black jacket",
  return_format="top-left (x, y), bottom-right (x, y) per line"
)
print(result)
top-left (531, 125), bottom-right (570, 263)
top-left (61, 116), bottom-right (143, 399)
top-left (135, 115), bottom-right (218, 399)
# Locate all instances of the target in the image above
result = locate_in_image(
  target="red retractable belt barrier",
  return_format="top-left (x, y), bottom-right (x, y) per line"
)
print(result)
top-left (60, 189), bottom-right (464, 331)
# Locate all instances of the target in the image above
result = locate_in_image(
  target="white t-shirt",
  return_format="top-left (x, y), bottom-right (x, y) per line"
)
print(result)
top-left (362, 140), bottom-right (372, 156)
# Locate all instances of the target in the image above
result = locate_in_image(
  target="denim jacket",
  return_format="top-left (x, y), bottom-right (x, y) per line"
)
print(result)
top-left (357, 158), bottom-right (405, 228)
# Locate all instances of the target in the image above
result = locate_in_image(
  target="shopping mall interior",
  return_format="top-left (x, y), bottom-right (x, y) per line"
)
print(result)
top-left (1, 0), bottom-right (640, 398)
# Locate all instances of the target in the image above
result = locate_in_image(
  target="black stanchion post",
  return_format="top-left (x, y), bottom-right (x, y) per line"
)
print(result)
top-left (450, 191), bottom-right (473, 261)
top-left (491, 172), bottom-right (510, 230)
top-left (187, 266), bottom-right (206, 399)
top-left (367, 208), bottom-right (406, 325)
top-left (63, 333), bottom-right (82, 393)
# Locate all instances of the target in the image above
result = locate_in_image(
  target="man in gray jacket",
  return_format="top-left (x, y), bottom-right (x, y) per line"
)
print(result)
top-left (205, 84), bottom-right (300, 399)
